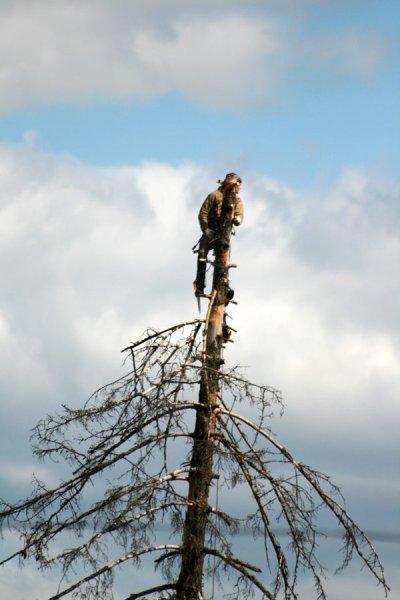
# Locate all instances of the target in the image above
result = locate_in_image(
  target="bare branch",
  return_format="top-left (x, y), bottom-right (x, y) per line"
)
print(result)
top-left (123, 583), bottom-right (177, 600)
top-left (203, 546), bottom-right (276, 599)
top-left (48, 545), bottom-right (180, 600)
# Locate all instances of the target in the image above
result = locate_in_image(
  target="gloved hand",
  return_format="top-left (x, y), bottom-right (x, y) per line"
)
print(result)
top-left (232, 216), bottom-right (242, 226)
top-left (205, 228), bottom-right (214, 238)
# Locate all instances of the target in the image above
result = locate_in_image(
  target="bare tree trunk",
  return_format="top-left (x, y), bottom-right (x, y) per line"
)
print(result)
top-left (176, 187), bottom-right (236, 600)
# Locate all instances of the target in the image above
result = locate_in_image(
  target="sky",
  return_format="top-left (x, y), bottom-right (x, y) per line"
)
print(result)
top-left (0, 0), bottom-right (399, 598)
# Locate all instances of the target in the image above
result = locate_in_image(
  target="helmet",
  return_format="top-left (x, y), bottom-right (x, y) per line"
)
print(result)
top-left (225, 172), bottom-right (241, 183)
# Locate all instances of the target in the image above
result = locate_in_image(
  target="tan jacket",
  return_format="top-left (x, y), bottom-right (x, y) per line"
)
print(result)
top-left (198, 188), bottom-right (244, 232)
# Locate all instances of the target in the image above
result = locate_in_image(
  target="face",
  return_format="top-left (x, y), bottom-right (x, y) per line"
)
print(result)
top-left (225, 177), bottom-right (242, 191)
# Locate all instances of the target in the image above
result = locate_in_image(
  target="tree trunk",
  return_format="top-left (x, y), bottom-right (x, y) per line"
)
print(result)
top-left (176, 186), bottom-right (236, 600)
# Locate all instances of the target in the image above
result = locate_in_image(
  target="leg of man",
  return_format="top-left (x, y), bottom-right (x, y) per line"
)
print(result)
top-left (195, 233), bottom-right (210, 294)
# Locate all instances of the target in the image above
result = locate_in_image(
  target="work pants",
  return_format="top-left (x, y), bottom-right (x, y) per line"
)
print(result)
top-left (195, 233), bottom-right (213, 292)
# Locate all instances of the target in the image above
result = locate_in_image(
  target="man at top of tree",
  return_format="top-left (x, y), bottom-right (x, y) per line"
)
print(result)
top-left (194, 172), bottom-right (244, 296)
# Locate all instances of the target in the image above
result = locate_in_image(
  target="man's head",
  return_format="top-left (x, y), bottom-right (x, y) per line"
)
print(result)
top-left (222, 172), bottom-right (242, 190)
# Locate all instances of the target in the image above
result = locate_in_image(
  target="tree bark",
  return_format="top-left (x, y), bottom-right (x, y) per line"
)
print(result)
top-left (176, 186), bottom-right (236, 600)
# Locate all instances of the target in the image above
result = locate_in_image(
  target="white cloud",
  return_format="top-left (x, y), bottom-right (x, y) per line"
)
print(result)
top-left (0, 2), bottom-right (281, 113)
top-left (0, 1), bottom-right (387, 114)
top-left (133, 15), bottom-right (280, 109)
top-left (0, 146), bottom-right (199, 420)
top-left (228, 167), bottom-right (400, 449)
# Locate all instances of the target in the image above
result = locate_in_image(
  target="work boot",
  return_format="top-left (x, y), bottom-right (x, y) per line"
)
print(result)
top-left (195, 285), bottom-right (204, 297)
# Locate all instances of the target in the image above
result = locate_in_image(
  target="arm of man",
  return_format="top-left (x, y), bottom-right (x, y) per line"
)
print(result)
top-left (233, 196), bottom-right (244, 226)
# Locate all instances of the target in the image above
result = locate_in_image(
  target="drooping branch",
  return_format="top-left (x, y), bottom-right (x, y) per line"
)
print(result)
top-left (48, 545), bottom-right (181, 600)
top-left (203, 546), bottom-right (276, 600)
top-left (123, 582), bottom-right (177, 600)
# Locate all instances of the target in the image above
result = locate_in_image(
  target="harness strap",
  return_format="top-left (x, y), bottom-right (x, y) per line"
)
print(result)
top-left (192, 237), bottom-right (202, 252)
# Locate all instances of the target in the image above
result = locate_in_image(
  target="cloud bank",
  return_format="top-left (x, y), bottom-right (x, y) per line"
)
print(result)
top-left (1, 140), bottom-right (398, 461)
top-left (232, 168), bottom-right (400, 438)
top-left (0, 0), bottom-right (386, 114)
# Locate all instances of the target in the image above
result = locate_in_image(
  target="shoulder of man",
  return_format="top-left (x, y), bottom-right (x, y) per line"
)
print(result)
top-left (202, 189), bottom-right (222, 206)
